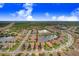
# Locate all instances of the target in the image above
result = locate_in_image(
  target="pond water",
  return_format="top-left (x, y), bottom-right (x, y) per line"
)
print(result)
top-left (31, 29), bottom-right (58, 42)
top-left (0, 36), bottom-right (15, 42)
top-left (38, 34), bottom-right (57, 42)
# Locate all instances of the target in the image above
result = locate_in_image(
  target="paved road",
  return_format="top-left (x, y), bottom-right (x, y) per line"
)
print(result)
top-left (12, 30), bottom-right (32, 56)
top-left (0, 29), bottom-right (74, 56)
top-left (0, 23), bottom-right (15, 32)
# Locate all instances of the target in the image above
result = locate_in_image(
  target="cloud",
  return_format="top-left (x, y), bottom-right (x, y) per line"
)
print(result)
top-left (23, 3), bottom-right (33, 9)
top-left (66, 16), bottom-right (78, 21)
top-left (11, 3), bottom-right (34, 21)
top-left (11, 4), bottom-right (79, 21)
top-left (51, 8), bottom-right (79, 21)
top-left (51, 15), bottom-right (78, 21)
top-left (52, 16), bottom-right (57, 20)
top-left (44, 12), bottom-right (78, 21)
top-left (71, 8), bottom-right (79, 18)
top-left (56, 16), bottom-right (78, 21)
top-left (26, 15), bottom-right (33, 21)
top-left (0, 3), bottom-right (4, 8)
top-left (45, 12), bottom-right (50, 17)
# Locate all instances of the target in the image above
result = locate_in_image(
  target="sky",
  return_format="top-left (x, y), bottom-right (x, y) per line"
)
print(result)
top-left (0, 3), bottom-right (79, 21)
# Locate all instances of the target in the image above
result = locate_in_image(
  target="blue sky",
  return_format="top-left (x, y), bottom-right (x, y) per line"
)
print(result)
top-left (0, 3), bottom-right (79, 21)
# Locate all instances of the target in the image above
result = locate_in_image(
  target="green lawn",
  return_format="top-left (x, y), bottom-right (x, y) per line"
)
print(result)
top-left (53, 43), bottom-right (60, 49)
top-left (44, 42), bottom-right (52, 50)
top-left (9, 42), bottom-right (20, 51)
